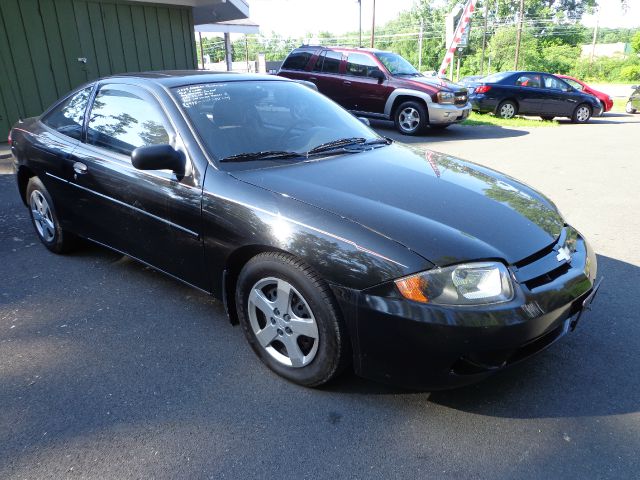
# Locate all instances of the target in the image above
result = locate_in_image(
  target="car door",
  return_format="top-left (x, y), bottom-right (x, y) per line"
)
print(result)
top-left (308, 50), bottom-right (346, 104)
top-left (542, 75), bottom-right (578, 115)
top-left (341, 52), bottom-right (392, 114)
top-left (69, 82), bottom-right (206, 288)
top-left (513, 73), bottom-right (544, 114)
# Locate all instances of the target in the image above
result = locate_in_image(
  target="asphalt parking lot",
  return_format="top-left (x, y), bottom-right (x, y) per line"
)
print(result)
top-left (1, 113), bottom-right (639, 479)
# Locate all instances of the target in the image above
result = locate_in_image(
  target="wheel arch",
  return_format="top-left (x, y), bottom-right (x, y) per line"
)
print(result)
top-left (495, 98), bottom-right (519, 115)
top-left (17, 165), bottom-right (36, 206)
top-left (390, 95), bottom-right (430, 120)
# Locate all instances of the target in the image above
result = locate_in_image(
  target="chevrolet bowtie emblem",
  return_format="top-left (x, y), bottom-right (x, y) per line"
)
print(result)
top-left (556, 245), bottom-right (572, 263)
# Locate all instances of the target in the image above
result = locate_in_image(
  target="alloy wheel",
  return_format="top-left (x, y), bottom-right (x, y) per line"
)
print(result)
top-left (30, 190), bottom-right (55, 242)
top-left (576, 106), bottom-right (590, 122)
top-left (399, 107), bottom-right (420, 132)
top-left (499, 103), bottom-right (515, 119)
top-left (247, 277), bottom-right (319, 368)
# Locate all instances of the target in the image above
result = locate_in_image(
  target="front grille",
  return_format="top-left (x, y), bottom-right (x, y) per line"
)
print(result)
top-left (512, 228), bottom-right (576, 291)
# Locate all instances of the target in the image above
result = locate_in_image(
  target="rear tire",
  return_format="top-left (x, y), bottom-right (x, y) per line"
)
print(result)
top-left (496, 100), bottom-right (517, 119)
top-left (394, 100), bottom-right (428, 135)
top-left (235, 252), bottom-right (350, 387)
top-left (571, 103), bottom-right (592, 123)
top-left (26, 177), bottom-right (77, 254)
top-left (626, 101), bottom-right (637, 114)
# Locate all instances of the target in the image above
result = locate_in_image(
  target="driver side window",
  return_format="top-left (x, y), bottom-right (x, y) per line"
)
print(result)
top-left (87, 85), bottom-right (170, 156)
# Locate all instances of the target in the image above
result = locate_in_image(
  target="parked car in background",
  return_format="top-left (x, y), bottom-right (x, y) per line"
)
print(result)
top-left (458, 75), bottom-right (485, 90)
top-left (277, 46), bottom-right (471, 135)
top-left (555, 74), bottom-right (613, 116)
top-left (469, 71), bottom-right (602, 122)
top-left (626, 85), bottom-right (640, 113)
top-left (10, 72), bottom-right (600, 390)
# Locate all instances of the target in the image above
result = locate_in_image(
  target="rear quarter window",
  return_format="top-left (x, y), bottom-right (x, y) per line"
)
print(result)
top-left (41, 87), bottom-right (93, 140)
top-left (281, 51), bottom-right (313, 71)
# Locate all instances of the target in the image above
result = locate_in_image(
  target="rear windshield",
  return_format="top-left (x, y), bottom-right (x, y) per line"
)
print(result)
top-left (482, 72), bottom-right (512, 83)
top-left (281, 50), bottom-right (314, 71)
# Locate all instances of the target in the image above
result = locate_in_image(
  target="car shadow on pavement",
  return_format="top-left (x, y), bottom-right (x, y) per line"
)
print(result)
top-left (370, 120), bottom-right (530, 144)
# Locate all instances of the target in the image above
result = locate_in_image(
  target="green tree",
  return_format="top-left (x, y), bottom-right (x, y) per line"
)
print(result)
top-left (631, 31), bottom-right (640, 53)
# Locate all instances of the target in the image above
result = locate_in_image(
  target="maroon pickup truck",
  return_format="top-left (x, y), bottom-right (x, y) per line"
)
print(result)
top-left (277, 46), bottom-right (471, 135)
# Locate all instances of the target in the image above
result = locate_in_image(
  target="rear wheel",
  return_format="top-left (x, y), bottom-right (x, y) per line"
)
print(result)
top-left (571, 103), bottom-right (592, 123)
top-left (26, 177), bottom-right (77, 253)
top-left (626, 101), bottom-right (637, 114)
top-left (236, 252), bottom-right (350, 387)
top-left (394, 101), bottom-right (428, 135)
top-left (496, 100), bottom-right (517, 119)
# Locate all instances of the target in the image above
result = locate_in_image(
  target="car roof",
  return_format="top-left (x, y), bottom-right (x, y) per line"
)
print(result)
top-left (96, 70), bottom-right (286, 88)
top-left (295, 45), bottom-right (389, 54)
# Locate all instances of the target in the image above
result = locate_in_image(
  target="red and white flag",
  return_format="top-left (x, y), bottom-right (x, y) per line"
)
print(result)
top-left (438, 0), bottom-right (478, 75)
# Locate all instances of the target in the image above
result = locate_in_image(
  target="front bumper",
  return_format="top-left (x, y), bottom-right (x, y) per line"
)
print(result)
top-left (334, 227), bottom-right (600, 390)
top-left (427, 102), bottom-right (471, 125)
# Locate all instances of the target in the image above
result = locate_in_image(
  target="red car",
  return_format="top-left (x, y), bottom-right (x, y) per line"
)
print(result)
top-left (556, 75), bottom-right (613, 115)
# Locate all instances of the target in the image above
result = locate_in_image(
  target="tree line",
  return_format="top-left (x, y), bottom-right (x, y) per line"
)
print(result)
top-left (197, 0), bottom-right (640, 82)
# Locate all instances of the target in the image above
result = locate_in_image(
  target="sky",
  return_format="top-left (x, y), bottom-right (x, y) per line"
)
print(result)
top-left (244, 0), bottom-right (640, 37)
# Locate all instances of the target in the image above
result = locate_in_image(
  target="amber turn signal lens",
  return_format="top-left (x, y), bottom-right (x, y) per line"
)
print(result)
top-left (395, 275), bottom-right (429, 303)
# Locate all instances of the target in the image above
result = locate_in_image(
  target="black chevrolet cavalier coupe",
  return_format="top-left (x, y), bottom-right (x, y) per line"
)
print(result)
top-left (9, 72), bottom-right (601, 389)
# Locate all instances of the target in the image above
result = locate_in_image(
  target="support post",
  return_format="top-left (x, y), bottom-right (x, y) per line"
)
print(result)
top-left (480, 1), bottom-right (488, 75)
top-left (224, 32), bottom-right (232, 72)
top-left (514, 0), bottom-right (524, 70)
top-left (418, 19), bottom-right (424, 71)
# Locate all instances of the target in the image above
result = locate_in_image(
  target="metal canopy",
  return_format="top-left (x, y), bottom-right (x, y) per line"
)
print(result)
top-left (195, 18), bottom-right (259, 34)
top-left (128, 0), bottom-right (249, 24)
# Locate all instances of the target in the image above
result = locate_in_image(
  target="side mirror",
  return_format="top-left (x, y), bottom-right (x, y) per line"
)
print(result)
top-left (131, 144), bottom-right (185, 175)
top-left (370, 70), bottom-right (386, 83)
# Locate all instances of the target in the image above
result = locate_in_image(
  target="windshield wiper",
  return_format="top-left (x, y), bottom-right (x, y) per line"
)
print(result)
top-left (220, 150), bottom-right (301, 163)
top-left (306, 137), bottom-right (392, 156)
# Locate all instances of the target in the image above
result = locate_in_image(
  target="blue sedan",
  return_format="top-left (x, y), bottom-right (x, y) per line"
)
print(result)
top-left (469, 71), bottom-right (602, 123)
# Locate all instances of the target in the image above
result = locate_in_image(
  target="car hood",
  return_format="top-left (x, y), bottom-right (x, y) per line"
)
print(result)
top-left (231, 145), bottom-right (564, 267)
top-left (403, 76), bottom-right (466, 93)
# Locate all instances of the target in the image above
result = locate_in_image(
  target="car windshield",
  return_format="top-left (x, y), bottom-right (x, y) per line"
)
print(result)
top-left (173, 81), bottom-right (380, 168)
top-left (374, 52), bottom-right (420, 76)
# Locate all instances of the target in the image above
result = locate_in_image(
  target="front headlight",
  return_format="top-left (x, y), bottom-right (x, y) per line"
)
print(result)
top-left (394, 262), bottom-right (514, 306)
top-left (436, 91), bottom-right (455, 104)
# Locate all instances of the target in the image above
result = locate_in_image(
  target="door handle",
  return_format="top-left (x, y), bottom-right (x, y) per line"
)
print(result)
top-left (343, 81), bottom-right (352, 86)
top-left (73, 162), bottom-right (88, 174)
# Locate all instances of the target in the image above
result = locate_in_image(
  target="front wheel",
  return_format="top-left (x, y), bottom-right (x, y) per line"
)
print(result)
top-left (26, 177), bottom-right (77, 253)
top-left (236, 252), bottom-right (350, 387)
top-left (626, 101), bottom-right (637, 114)
top-left (571, 103), bottom-right (592, 123)
top-left (598, 101), bottom-right (606, 116)
top-left (496, 100), bottom-right (517, 119)
top-left (394, 101), bottom-right (428, 135)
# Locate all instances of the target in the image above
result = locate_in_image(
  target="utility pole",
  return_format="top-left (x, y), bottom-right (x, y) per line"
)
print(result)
top-left (358, 0), bottom-right (362, 47)
top-left (198, 32), bottom-right (205, 69)
top-left (480, 0), bottom-right (489, 75)
top-left (370, 0), bottom-right (376, 48)
top-left (514, 0), bottom-right (524, 70)
top-left (589, 7), bottom-right (600, 73)
top-left (418, 19), bottom-right (424, 71)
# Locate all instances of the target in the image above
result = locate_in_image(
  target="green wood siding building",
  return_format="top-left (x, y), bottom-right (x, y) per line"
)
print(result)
top-left (0, 0), bottom-right (198, 137)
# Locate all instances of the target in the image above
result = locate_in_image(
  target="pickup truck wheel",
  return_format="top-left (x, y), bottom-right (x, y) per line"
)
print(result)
top-left (394, 101), bottom-right (427, 135)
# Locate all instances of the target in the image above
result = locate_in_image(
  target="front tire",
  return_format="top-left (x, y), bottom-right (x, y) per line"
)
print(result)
top-left (26, 177), bottom-right (77, 253)
top-left (598, 101), bottom-right (606, 116)
top-left (394, 100), bottom-right (428, 135)
top-left (235, 252), bottom-right (350, 387)
top-left (571, 103), bottom-right (592, 123)
top-left (626, 101), bottom-right (637, 114)
top-left (496, 100), bottom-right (517, 119)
